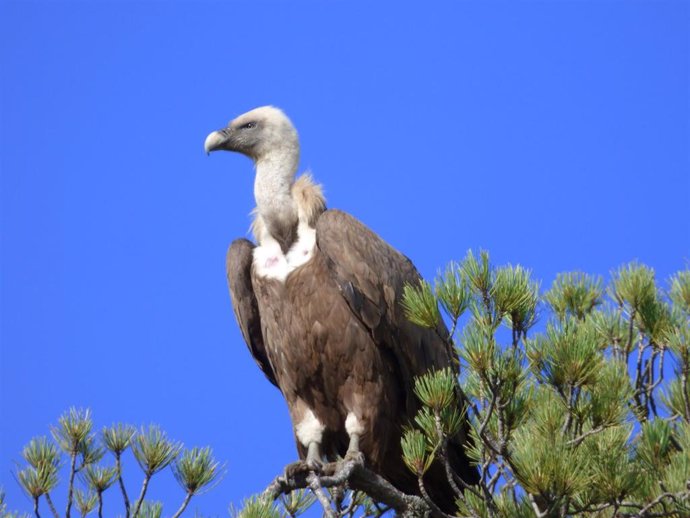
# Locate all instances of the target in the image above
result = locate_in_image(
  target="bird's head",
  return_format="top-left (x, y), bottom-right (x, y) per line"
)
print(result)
top-left (204, 106), bottom-right (299, 163)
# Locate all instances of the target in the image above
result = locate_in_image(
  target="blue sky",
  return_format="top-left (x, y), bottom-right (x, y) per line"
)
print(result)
top-left (1, 1), bottom-right (688, 516)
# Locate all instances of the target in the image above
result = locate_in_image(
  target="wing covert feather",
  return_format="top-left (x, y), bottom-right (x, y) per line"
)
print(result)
top-left (226, 239), bottom-right (278, 387)
top-left (315, 210), bottom-right (456, 388)
top-left (315, 210), bottom-right (478, 487)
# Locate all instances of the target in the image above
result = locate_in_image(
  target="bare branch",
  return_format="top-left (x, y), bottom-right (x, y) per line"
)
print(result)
top-left (416, 477), bottom-right (459, 518)
top-left (44, 493), bottom-right (60, 518)
top-left (170, 491), bottom-right (193, 518)
top-left (65, 451), bottom-right (78, 518)
top-left (307, 473), bottom-right (337, 518)
top-left (262, 459), bottom-right (431, 518)
top-left (566, 425), bottom-right (614, 448)
top-left (115, 452), bottom-right (131, 518)
top-left (131, 474), bottom-right (151, 518)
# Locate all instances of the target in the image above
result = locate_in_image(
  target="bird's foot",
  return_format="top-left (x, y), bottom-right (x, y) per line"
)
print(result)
top-left (343, 449), bottom-right (365, 466)
top-left (284, 458), bottom-right (323, 479)
top-left (344, 431), bottom-right (365, 466)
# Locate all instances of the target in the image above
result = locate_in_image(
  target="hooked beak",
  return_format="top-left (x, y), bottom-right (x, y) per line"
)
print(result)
top-left (204, 128), bottom-right (231, 155)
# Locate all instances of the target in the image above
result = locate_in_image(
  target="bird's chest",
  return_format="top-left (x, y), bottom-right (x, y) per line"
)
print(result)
top-left (251, 252), bottom-right (350, 385)
top-left (252, 225), bottom-right (316, 282)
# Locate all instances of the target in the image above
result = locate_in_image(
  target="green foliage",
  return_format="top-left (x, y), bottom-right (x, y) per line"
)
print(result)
top-left (663, 376), bottom-right (690, 420)
top-left (7, 412), bottom-right (217, 518)
top-left (279, 490), bottom-right (315, 518)
top-left (402, 280), bottom-right (440, 329)
top-left (511, 421), bottom-right (589, 500)
top-left (16, 464), bottom-right (58, 499)
top-left (172, 447), bottom-right (223, 495)
top-left (589, 304), bottom-right (627, 351)
top-left (610, 262), bottom-right (658, 313)
top-left (579, 426), bottom-right (639, 504)
top-left (401, 429), bottom-right (434, 476)
top-left (73, 488), bottom-right (98, 517)
top-left (137, 500), bottom-right (163, 518)
top-left (402, 253), bottom-right (690, 518)
top-left (635, 419), bottom-right (674, 474)
top-left (462, 250), bottom-right (492, 300)
top-left (131, 425), bottom-right (182, 477)
top-left (51, 408), bottom-right (93, 455)
top-left (584, 361), bottom-right (633, 427)
top-left (526, 320), bottom-right (603, 388)
top-left (7, 255), bottom-right (690, 518)
top-left (102, 424), bottom-right (136, 455)
top-left (83, 465), bottom-right (117, 493)
top-left (79, 435), bottom-right (105, 468)
top-left (229, 497), bottom-right (282, 518)
top-left (670, 270), bottom-right (690, 315)
top-left (435, 261), bottom-right (471, 322)
top-left (22, 437), bottom-right (60, 471)
top-left (545, 272), bottom-right (602, 321)
top-left (413, 368), bottom-right (458, 412)
top-left (492, 264), bottom-right (539, 332)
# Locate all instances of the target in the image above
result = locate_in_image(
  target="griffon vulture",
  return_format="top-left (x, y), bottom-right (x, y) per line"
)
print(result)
top-left (205, 106), bottom-right (477, 509)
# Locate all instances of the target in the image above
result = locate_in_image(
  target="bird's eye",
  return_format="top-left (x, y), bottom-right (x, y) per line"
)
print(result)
top-left (241, 122), bottom-right (256, 130)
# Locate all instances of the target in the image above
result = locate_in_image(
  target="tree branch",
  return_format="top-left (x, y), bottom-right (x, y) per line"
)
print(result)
top-left (262, 459), bottom-right (431, 518)
top-left (566, 425), bottom-right (613, 447)
top-left (307, 473), bottom-right (337, 518)
top-left (65, 451), bottom-right (78, 518)
top-left (115, 452), bottom-right (130, 518)
top-left (170, 491), bottom-right (193, 518)
top-left (44, 493), bottom-right (60, 518)
top-left (132, 473), bottom-right (151, 518)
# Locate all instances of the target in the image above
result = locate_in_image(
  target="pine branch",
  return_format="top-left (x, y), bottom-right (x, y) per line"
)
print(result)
top-left (33, 496), bottom-right (41, 518)
top-left (131, 474), bottom-right (151, 518)
top-left (307, 473), bottom-right (337, 518)
top-left (170, 492), bottom-right (193, 518)
top-left (43, 494), bottom-right (59, 518)
top-left (65, 451), bottom-right (77, 518)
top-left (566, 424), bottom-right (614, 447)
top-left (415, 477), bottom-right (458, 518)
top-left (677, 346), bottom-right (690, 421)
top-left (115, 452), bottom-right (130, 518)
top-left (97, 492), bottom-right (103, 518)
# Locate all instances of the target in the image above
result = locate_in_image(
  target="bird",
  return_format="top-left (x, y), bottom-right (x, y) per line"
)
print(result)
top-left (205, 106), bottom-right (477, 510)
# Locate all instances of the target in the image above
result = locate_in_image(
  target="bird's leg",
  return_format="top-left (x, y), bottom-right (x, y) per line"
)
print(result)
top-left (344, 413), bottom-right (365, 465)
top-left (285, 407), bottom-right (325, 478)
top-left (344, 433), bottom-right (365, 464)
top-left (306, 441), bottom-right (323, 469)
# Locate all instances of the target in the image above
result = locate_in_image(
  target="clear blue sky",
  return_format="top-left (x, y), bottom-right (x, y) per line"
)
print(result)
top-left (1, 1), bottom-right (688, 516)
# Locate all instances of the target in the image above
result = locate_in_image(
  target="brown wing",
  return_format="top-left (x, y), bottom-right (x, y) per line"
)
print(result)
top-left (314, 210), bottom-right (456, 394)
top-left (315, 209), bottom-right (479, 493)
top-left (226, 238), bottom-right (278, 387)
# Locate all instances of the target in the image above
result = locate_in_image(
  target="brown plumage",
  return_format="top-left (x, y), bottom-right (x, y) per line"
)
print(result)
top-left (207, 107), bottom-right (477, 511)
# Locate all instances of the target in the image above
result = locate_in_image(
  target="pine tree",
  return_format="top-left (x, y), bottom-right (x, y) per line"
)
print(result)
top-left (235, 254), bottom-right (689, 518)
top-left (5, 255), bottom-right (688, 518)
top-left (3, 409), bottom-right (222, 518)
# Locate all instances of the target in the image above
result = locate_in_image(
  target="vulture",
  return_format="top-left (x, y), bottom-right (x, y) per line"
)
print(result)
top-left (205, 106), bottom-right (477, 510)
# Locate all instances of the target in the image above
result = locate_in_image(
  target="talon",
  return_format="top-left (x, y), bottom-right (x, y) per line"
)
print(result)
top-left (284, 460), bottom-right (310, 479)
top-left (344, 450), bottom-right (365, 465)
top-left (306, 457), bottom-right (324, 472)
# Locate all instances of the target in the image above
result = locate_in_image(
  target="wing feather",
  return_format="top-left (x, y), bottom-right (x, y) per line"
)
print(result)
top-left (315, 209), bottom-right (479, 488)
top-left (226, 239), bottom-right (278, 387)
top-left (315, 210), bottom-right (456, 400)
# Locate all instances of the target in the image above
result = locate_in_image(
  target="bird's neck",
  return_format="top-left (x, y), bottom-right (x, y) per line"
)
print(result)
top-left (254, 148), bottom-right (300, 252)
